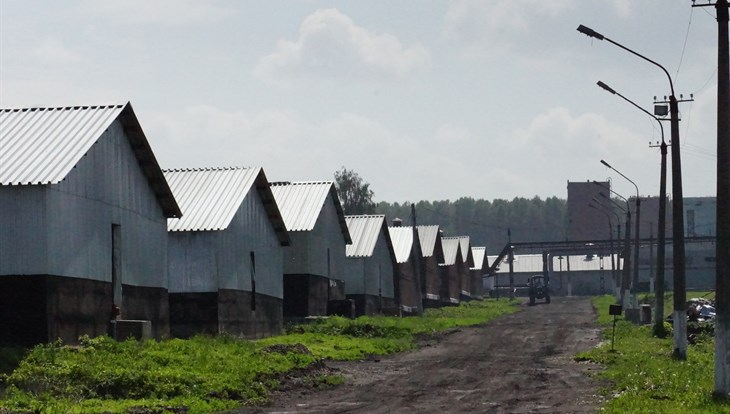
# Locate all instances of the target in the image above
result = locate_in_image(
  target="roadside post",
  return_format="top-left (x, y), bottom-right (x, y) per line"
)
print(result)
top-left (609, 304), bottom-right (623, 351)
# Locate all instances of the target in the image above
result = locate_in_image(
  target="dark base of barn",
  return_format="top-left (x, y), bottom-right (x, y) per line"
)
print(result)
top-left (346, 294), bottom-right (397, 316)
top-left (283, 274), bottom-right (345, 317)
top-left (0, 275), bottom-right (169, 347)
top-left (169, 291), bottom-right (283, 339)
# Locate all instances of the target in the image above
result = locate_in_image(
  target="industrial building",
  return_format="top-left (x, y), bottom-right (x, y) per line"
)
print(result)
top-left (0, 103), bottom-right (181, 345)
top-left (164, 167), bottom-right (290, 339)
top-left (344, 214), bottom-right (397, 316)
top-left (270, 181), bottom-right (352, 317)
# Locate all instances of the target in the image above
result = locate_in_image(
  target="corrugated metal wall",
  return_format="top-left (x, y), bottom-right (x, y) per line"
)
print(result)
top-left (0, 186), bottom-right (48, 274)
top-left (283, 192), bottom-right (347, 280)
top-left (1, 120), bottom-right (169, 288)
top-left (167, 187), bottom-right (284, 298)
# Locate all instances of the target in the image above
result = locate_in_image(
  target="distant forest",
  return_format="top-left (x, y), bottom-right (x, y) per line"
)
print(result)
top-left (376, 196), bottom-right (568, 255)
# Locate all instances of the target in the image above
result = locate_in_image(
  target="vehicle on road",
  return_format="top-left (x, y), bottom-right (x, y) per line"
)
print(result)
top-left (528, 275), bottom-right (550, 305)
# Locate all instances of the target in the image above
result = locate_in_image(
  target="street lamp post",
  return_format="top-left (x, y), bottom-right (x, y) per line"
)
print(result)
top-left (594, 182), bottom-right (632, 308)
top-left (578, 24), bottom-right (687, 359)
top-left (589, 203), bottom-right (618, 297)
top-left (596, 80), bottom-right (668, 337)
top-left (600, 159), bottom-right (641, 311)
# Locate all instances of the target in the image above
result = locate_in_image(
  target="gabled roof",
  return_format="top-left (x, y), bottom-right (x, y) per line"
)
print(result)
top-left (270, 181), bottom-right (351, 244)
top-left (163, 167), bottom-right (290, 245)
top-left (440, 236), bottom-right (464, 266)
top-left (417, 225), bottom-right (442, 259)
top-left (388, 225), bottom-right (420, 264)
top-left (345, 214), bottom-right (390, 258)
top-left (471, 247), bottom-right (489, 271)
top-left (456, 236), bottom-right (474, 267)
top-left (0, 102), bottom-right (181, 218)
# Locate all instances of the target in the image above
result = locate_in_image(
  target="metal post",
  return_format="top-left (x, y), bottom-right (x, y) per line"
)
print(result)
top-left (508, 229), bottom-right (515, 300)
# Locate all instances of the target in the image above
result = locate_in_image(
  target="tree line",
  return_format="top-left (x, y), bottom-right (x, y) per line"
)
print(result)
top-left (375, 196), bottom-right (567, 255)
top-left (334, 166), bottom-right (568, 255)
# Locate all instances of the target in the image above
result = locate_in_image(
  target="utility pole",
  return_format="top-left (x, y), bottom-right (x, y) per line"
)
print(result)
top-left (410, 203), bottom-right (424, 315)
top-left (508, 228), bottom-right (515, 300)
top-left (695, 0), bottom-right (730, 395)
top-left (649, 139), bottom-right (668, 337)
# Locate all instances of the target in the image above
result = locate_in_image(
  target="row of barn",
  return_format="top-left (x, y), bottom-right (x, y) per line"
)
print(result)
top-left (0, 102), bottom-right (489, 347)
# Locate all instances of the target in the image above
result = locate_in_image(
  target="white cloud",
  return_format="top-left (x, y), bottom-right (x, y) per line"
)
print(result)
top-left (31, 37), bottom-right (81, 65)
top-left (254, 8), bottom-right (431, 84)
top-left (78, 0), bottom-right (232, 26)
top-left (442, 0), bottom-right (573, 58)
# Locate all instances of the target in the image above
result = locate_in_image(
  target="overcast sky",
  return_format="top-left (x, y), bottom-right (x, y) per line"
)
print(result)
top-left (0, 1), bottom-right (722, 203)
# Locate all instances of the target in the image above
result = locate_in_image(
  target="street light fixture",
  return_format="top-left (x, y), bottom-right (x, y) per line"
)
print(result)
top-left (578, 23), bottom-right (687, 359)
top-left (593, 181), bottom-right (632, 308)
top-left (597, 80), bottom-right (668, 337)
top-left (600, 159), bottom-right (641, 311)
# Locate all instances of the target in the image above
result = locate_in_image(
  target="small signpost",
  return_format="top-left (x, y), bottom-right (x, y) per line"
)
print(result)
top-left (609, 304), bottom-right (622, 351)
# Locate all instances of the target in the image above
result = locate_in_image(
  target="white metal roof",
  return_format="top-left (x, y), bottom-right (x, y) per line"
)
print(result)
top-left (456, 236), bottom-right (473, 267)
top-left (164, 167), bottom-right (260, 232)
top-left (417, 225), bottom-right (441, 258)
top-left (440, 237), bottom-right (462, 266)
top-left (345, 215), bottom-right (386, 257)
top-left (388, 225), bottom-right (417, 264)
top-left (0, 103), bottom-right (181, 217)
top-left (270, 181), bottom-right (351, 243)
top-left (471, 247), bottom-right (488, 271)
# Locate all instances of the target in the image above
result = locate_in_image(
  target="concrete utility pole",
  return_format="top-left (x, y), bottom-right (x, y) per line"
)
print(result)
top-left (410, 203), bottom-right (424, 315)
top-left (578, 23), bottom-right (688, 359)
top-left (695, 0), bottom-right (730, 395)
top-left (508, 228), bottom-right (515, 300)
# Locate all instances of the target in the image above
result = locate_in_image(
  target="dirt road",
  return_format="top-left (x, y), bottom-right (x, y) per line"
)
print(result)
top-left (252, 296), bottom-right (604, 413)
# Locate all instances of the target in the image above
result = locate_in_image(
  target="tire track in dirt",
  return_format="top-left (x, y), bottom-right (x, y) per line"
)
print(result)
top-left (246, 296), bottom-right (605, 414)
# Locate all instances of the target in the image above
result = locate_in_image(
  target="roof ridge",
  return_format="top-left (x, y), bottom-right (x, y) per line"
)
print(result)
top-left (162, 166), bottom-right (255, 173)
top-left (1, 103), bottom-right (127, 112)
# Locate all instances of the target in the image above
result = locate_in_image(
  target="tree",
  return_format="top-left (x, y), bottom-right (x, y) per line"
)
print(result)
top-left (334, 166), bottom-right (376, 215)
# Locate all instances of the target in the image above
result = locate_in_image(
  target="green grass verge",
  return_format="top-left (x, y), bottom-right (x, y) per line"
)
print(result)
top-left (579, 294), bottom-right (730, 413)
top-left (0, 298), bottom-right (518, 413)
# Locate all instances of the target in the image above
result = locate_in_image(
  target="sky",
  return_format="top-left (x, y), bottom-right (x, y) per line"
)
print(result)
top-left (0, 0), bottom-right (723, 204)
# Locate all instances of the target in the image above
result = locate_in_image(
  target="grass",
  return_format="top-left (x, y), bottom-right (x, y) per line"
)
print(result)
top-left (0, 298), bottom-right (518, 413)
top-left (579, 293), bottom-right (730, 413)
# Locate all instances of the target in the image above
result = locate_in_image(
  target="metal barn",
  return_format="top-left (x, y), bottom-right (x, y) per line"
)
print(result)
top-left (470, 247), bottom-right (489, 299)
top-left (0, 103), bottom-right (181, 345)
top-left (417, 225), bottom-right (444, 308)
top-left (270, 181), bottom-right (352, 317)
top-left (388, 223), bottom-right (424, 315)
top-left (344, 215), bottom-right (397, 316)
top-left (439, 237), bottom-right (464, 306)
top-left (164, 167), bottom-right (290, 339)
top-left (456, 236), bottom-right (475, 300)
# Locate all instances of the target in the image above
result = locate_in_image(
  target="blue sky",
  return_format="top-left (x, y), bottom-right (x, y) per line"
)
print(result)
top-left (0, 0), bottom-right (721, 203)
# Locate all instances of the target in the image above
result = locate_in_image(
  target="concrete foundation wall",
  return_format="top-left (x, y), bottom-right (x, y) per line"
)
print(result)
top-left (121, 284), bottom-right (170, 339)
top-left (170, 291), bottom-right (283, 339)
top-left (0, 275), bottom-right (111, 346)
top-left (283, 274), bottom-right (331, 317)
